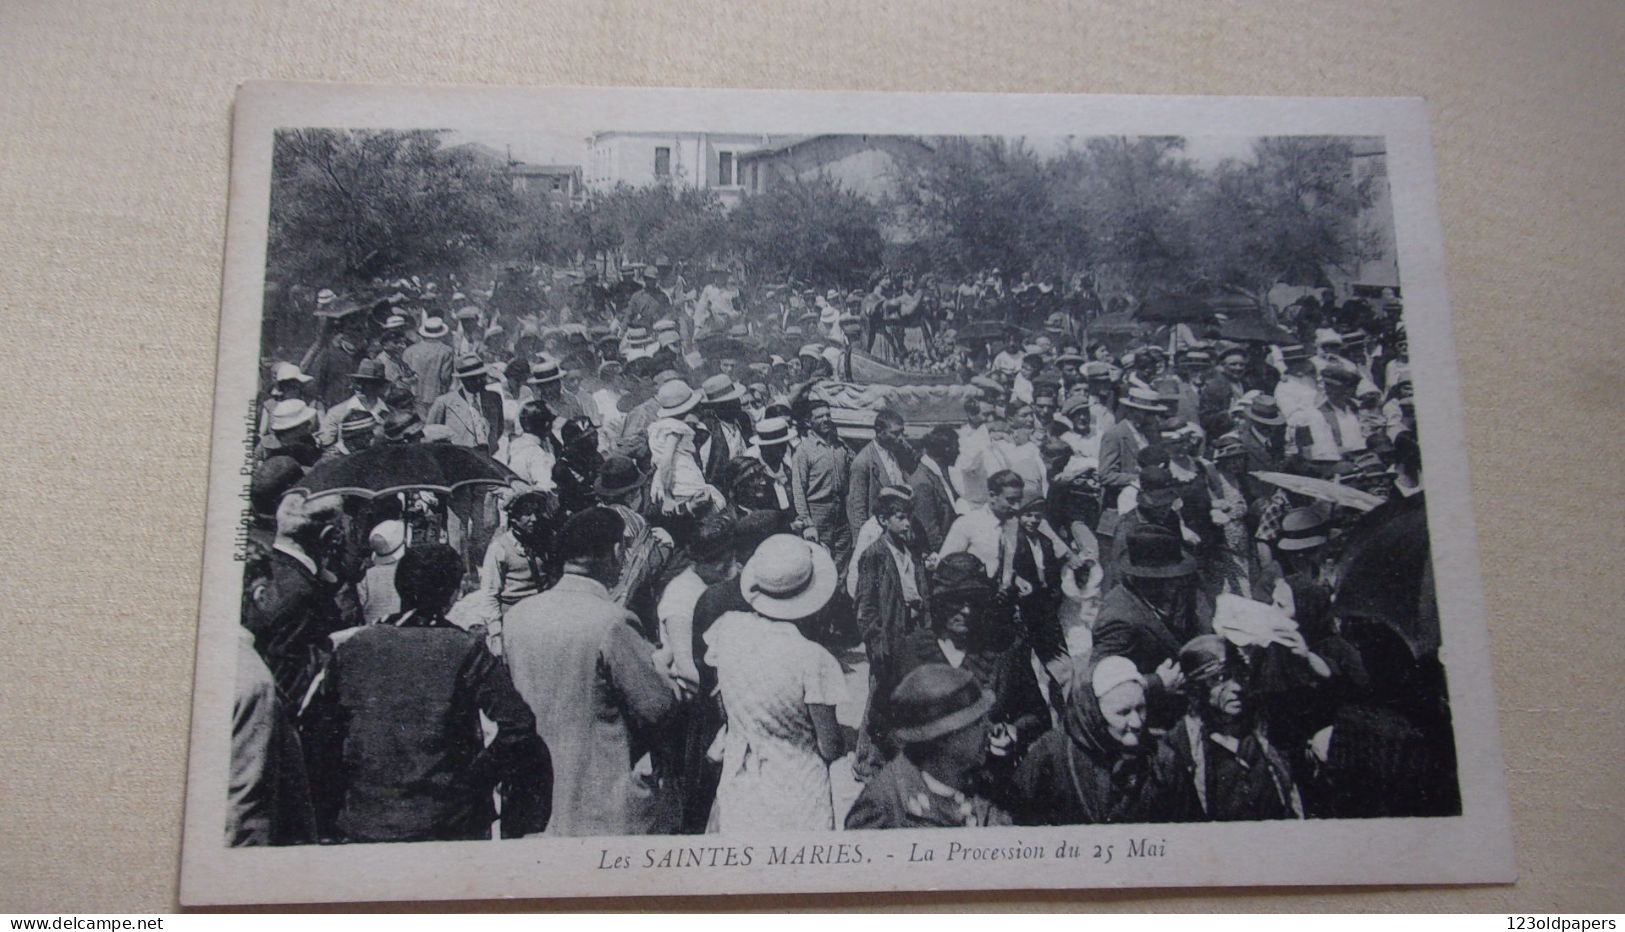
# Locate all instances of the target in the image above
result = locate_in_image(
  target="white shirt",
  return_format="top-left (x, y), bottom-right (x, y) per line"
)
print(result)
top-left (938, 506), bottom-right (1018, 587)
top-left (502, 432), bottom-right (557, 492)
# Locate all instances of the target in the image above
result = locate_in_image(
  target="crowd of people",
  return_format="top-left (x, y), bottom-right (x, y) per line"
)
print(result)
top-left (230, 259), bottom-right (1458, 846)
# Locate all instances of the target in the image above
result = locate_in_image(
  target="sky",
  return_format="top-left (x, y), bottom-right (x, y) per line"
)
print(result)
top-left (443, 126), bottom-right (1262, 169)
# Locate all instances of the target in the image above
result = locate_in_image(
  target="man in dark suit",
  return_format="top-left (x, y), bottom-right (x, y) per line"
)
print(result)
top-left (847, 408), bottom-right (912, 539)
top-left (908, 426), bottom-right (961, 554)
top-left (244, 494), bottom-right (351, 707)
top-left (1090, 523), bottom-right (1211, 728)
top-left (1096, 385), bottom-right (1167, 546)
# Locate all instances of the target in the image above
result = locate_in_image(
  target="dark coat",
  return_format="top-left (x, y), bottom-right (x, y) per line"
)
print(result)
top-left (245, 547), bottom-right (347, 705)
top-left (1011, 717), bottom-right (1156, 827)
top-left (846, 440), bottom-right (908, 538)
top-left (907, 459), bottom-right (958, 555)
top-left (1146, 715), bottom-right (1302, 822)
top-left (1089, 582), bottom-right (1212, 725)
top-left (306, 617), bottom-right (551, 842)
top-left (844, 754), bottom-right (1012, 830)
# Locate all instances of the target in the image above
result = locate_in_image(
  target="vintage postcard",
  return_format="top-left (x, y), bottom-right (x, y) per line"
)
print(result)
top-left (180, 82), bottom-right (1514, 904)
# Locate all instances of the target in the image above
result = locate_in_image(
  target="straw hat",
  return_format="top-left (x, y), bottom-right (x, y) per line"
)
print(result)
top-left (738, 535), bottom-right (838, 621)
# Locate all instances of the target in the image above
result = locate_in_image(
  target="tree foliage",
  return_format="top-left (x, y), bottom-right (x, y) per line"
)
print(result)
top-left (268, 129), bottom-right (518, 288)
top-left (730, 175), bottom-right (885, 287)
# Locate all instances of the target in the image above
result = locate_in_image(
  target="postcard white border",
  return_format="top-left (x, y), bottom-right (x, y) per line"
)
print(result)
top-left (180, 82), bottom-right (1514, 905)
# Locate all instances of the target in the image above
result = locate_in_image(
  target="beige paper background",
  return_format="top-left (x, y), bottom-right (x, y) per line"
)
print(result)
top-left (0, 0), bottom-right (1620, 913)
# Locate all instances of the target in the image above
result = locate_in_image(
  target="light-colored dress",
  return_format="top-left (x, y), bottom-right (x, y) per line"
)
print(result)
top-left (704, 611), bottom-right (849, 832)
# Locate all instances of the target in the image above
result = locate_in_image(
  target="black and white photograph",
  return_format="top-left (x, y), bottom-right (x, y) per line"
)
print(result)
top-left (180, 84), bottom-right (1514, 905)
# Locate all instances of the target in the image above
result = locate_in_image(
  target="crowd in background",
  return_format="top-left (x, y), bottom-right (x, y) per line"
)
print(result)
top-left (230, 259), bottom-right (1458, 846)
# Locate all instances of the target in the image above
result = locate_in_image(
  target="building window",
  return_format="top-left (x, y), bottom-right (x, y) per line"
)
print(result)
top-left (654, 147), bottom-right (671, 178)
top-left (718, 151), bottom-right (735, 186)
top-left (551, 178), bottom-right (562, 192)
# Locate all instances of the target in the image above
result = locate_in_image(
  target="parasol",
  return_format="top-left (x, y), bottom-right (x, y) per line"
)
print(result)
top-left (1249, 471), bottom-right (1385, 512)
top-left (292, 443), bottom-right (523, 502)
top-left (1217, 317), bottom-right (1294, 344)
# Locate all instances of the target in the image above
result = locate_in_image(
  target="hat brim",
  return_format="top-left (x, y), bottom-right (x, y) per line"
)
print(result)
top-left (1246, 411), bottom-right (1285, 426)
top-left (271, 410), bottom-right (317, 432)
top-left (704, 387), bottom-right (744, 404)
top-left (658, 394), bottom-right (701, 419)
top-left (593, 470), bottom-right (649, 499)
top-left (1276, 534), bottom-right (1328, 552)
top-left (456, 368), bottom-right (488, 380)
top-left (893, 691), bottom-right (994, 744)
top-left (1122, 554), bottom-right (1198, 578)
top-left (526, 374), bottom-right (563, 386)
top-left (754, 434), bottom-right (790, 447)
top-left (741, 544), bottom-right (838, 621)
top-left (1121, 399), bottom-right (1165, 412)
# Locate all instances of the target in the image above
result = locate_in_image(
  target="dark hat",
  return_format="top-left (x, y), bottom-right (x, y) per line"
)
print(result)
top-left (890, 665), bottom-right (994, 744)
top-left (593, 454), bottom-right (648, 499)
top-left (1122, 525), bottom-right (1197, 578)
top-left (351, 359), bottom-right (387, 383)
top-left (381, 409), bottom-right (423, 441)
top-left (1277, 507), bottom-right (1329, 552)
top-left (558, 506), bottom-right (626, 560)
top-left (931, 551), bottom-right (994, 603)
top-left (689, 515), bottom-right (736, 564)
top-left (876, 484), bottom-right (915, 508)
top-left (1138, 464), bottom-right (1177, 494)
top-left (559, 416), bottom-right (596, 448)
top-left (249, 456), bottom-right (304, 517)
top-left (1178, 634), bottom-right (1234, 683)
top-left (454, 354), bottom-right (487, 379)
top-left (1246, 395), bottom-right (1286, 426)
top-left (1321, 360), bottom-right (1361, 385)
top-left (1211, 432), bottom-right (1246, 460)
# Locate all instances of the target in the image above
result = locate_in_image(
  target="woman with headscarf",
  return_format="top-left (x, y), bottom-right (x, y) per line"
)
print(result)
top-left (1146, 634), bottom-right (1304, 822)
top-left (1010, 657), bottom-right (1156, 825)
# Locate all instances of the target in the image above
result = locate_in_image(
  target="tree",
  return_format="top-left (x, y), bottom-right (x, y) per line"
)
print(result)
top-left (267, 129), bottom-right (520, 289)
top-left (1191, 136), bottom-right (1381, 307)
top-left (730, 175), bottom-right (885, 287)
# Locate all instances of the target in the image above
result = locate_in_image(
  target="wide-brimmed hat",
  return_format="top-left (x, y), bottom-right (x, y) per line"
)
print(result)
top-left (624, 327), bottom-right (654, 349)
top-left (381, 409), bottom-right (423, 441)
top-left (700, 374), bottom-right (743, 404)
top-left (526, 358), bottom-right (563, 385)
top-left (652, 318), bottom-right (678, 335)
top-left (1178, 634), bottom-right (1235, 684)
top-left (1122, 525), bottom-right (1197, 578)
top-left (368, 520), bottom-right (406, 561)
top-left (1280, 343), bottom-right (1312, 364)
top-left (656, 379), bottom-right (700, 418)
top-left (739, 534), bottom-right (838, 621)
top-left (1277, 507), bottom-right (1329, 552)
top-left (889, 665), bottom-right (994, 744)
top-left (1120, 385), bottom-right (1167, 412)
top-left (1245, 395), bottom-right (1286, 426)
top-left (754, 416), bottom-right (791, 447)
top-left (419, 317), bottom-right (450, 339)
top-left (381, 314), bottom-right (410, 332)
top-left (268, 399), bottom-right (317, 433)
top-left (1212, 432), bottom-right (1246, 460)
top-left (454, 354), bottom-right (487, 379)
top-left (594, 454), bottom-right (649, 499)
top-left (351, 359), bottom-right (387, 383)
top-left (1082, 360), bottom-right (1117, 381)
top-left (797, 342), bottom-right (824, 360)
top-left (454, 305), bottom-right (481, 322)
top-left (1320, 360), bottom-right (1361, 385)
top-left (271, 361), bottom-right (312, 385)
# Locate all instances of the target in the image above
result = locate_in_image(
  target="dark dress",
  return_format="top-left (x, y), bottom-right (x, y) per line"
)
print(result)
top-left (1011, 674), bottom-right (1157, 826)
top-left (1146, 715), bottom-right (1302, 822)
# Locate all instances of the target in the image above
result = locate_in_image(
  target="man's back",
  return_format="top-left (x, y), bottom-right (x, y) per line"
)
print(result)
top-left (403, 339), bottom-right (454, 407)
top-left (502, 575), bottom-right (672, 836)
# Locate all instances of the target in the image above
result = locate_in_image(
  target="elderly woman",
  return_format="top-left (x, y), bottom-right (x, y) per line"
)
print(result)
top-left (1011, 656), bottom-right (1156, 825)
top-left (1147, 634), bottom-right (1303, 822)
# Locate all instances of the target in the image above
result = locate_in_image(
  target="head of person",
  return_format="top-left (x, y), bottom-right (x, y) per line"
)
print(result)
top-left (339, 409), bottom-right (378, 452)
top-left (872, 408), bottom-right (907, 454)
top-left (922, 424), bottom-right (960, 467)
top-left (351, 360), bottom-right (387, 402)
top-left (740, 534), bottom-right (838, 630)
top-left (986, 469), bottom-right (1026, 521)
top-left (804, 400), bottom-right (835, 438)
top-left (1033, 388), bottom-right (1058, 426)
top-left (1020, 353), bottom-right (1044, 380)
top-left (557, 506), bottom-right (625, 586)
top-left (689, 513), bottom-right (738, 583)
top-left (1121, 524), bottom-right (1198, 613)
top-left (268, 400), bottom-right (320, 464)
top-left (1066, 656), bottom-right (1149, 757)
top-left (559, 416), bottom-right (598, 460)
top-left (1274, 506), bottom-right (1329, 572)
top-left (1016, 490), bottom-right (1047, 535)
top-left (1321, 361), bottom-right (1360, 405)
top-left (929, 551), bottom-right (995, 647)
top-left (1135, 464), bottom-right (1181, 527)
top-left (874, 486), bottom-right (914, 545)
top-left (455, 355), bottom-right (486, 395)
top-left (393, 543), bottom-right (465, 617)
top-left (517, 400), bottom-right (555, 443)
top-left (506, 489), bottom-right (559, 552)
top-left (1220, 348), bottom-right (1248, 381)
top-left (1211, 432), bottom-right (1247, 478)
top-left (985, 413), bottom-right (1011, 445)
top-left (891, 664), bottom-right (993, 789)
top-left (1180, 634), bottom-right (1247, 725)
top-left (963, 397), bottom-right (987, 428)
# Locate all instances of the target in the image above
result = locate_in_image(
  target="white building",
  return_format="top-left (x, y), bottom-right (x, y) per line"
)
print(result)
top-left (583, 131), bottom-right (784, 207)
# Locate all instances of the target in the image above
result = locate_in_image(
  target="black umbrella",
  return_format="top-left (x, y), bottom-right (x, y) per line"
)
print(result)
top-left (1333, 493), bottom-right (1438, 655)
top-left (956, 320), bottom-right (1015, 342)
top-left (292, 442), bottom-right (522, 502)
top-left (1134, 293), bottom-right (1211, 324)
top-left (1218, 317), bottom-right (1295, 344)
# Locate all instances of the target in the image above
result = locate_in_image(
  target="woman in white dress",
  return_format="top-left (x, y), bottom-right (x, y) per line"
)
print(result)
top-left (704, 535), bottom-right (848, 832)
